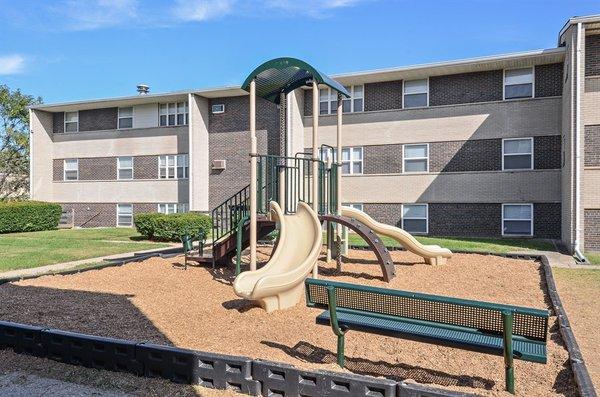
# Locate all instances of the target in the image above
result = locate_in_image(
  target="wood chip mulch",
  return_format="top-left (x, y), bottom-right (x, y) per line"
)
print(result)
top-left (0, 248), bottom-right (578, 396)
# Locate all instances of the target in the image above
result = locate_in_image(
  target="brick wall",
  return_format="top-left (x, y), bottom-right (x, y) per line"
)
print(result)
top-left (53, 155), bottom-right (164, 181)
top-left (429, 70), bottom-right (503, 106)
top-left (584, 125), bottom-right (600, 166)
top-left (53, 159), bottom-right (63, 181)
top-left (429, 139), bottom-right (501, 172)
top-left (535, 63), bottom-right (563, 97)
top-left (209, 96), bottom-right (280, 155)
top-left (362, 202), bottom-right (560, 238)
top-left (79, 108), bottom-right (118, 132)
top-left (363, 144), bottom-right (403, 174)
top-left (53, 112), bottom-right (64, 133)
top-left (585, 34), bottom-right (600, 77)
top-left (584, 209), bottom-right (600, 251)
top-left (429, 203), bottom-right (501, 237)
top-left (208, 130), bottom-right (268, 209)
top-left (364, 80), bottom-right (403, 111)
top-left (534, 135), bottom-right (562, 169)
top-left (79, 157), bottom-right (117, 180)
top-left (60, 202), bottom-right (163, 227)
top-left (134, 155), bottom-right (158, 179)
top-left (534, 203), bottom-right (562, 239)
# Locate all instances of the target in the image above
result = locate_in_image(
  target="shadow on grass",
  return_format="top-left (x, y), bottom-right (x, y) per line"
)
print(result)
top-left (262, 340), bottom-right (495, 390)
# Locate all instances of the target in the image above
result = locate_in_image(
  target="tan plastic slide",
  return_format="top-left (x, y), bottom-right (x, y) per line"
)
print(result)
top-left (233, 201), bottom-right (322, 312)
top-left (341, 206), bottom-right (452, 265)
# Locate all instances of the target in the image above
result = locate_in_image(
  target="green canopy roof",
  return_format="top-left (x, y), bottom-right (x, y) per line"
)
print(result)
top-left (241, 57), bottom-right (350, 104)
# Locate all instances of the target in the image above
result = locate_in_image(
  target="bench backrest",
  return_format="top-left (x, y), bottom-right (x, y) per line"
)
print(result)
top-left (305, 279), bottom-right (549, 342)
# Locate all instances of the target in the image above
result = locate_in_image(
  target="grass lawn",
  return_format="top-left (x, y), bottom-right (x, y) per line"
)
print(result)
top-left (585, 252), bottom-right (600, 265)
top-left (0, 228), bottom-right (170, 272)
top-left (336, 232), bottom-right (555, 254)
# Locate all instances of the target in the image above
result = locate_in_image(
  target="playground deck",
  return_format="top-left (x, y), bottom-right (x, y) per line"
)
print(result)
top-left (0, 248), bottom-right (576, 396)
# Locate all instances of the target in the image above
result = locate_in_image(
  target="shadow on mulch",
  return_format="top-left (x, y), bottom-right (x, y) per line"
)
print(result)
top-left (262, 340), bottom-right (495, 390)
top-left (0, 283), bottom-right (172, 346)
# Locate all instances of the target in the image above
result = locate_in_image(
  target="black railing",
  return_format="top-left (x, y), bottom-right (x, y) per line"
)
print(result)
top-left (210, 154), bottom-right (340, 250)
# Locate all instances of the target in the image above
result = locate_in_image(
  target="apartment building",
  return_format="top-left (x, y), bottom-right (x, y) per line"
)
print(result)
top-left (29, 15), bottom-right (600, 255)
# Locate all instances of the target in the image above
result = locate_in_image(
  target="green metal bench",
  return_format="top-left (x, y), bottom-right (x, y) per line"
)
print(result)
top-left (181, 229), bottom-right (207, 270)
top-left (305, 278), bottom-right (549, 394)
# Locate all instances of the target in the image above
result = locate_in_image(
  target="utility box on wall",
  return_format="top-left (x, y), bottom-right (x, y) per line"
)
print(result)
top-left (212, 159), bottom-right (226, 170)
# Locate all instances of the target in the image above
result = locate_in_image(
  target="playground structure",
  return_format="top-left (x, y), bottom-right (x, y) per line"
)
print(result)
top-left (194, 57), bottom-right (455, 311)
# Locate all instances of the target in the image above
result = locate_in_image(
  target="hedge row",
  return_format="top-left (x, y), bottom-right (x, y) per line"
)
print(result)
top-left (0, 201), bottom-right (62, 233)
top-left (134, 212), bottom-right (211, 242)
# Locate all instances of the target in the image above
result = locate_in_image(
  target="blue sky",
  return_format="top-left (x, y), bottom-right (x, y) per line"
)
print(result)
top-left (0, 0), bottom-right (598, 104)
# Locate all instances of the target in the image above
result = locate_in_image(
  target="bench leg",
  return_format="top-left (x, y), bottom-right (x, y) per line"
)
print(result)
top-left (502, 310), bottom-right (515, 394)
top-left (337, 334), bottom-right (345, 367)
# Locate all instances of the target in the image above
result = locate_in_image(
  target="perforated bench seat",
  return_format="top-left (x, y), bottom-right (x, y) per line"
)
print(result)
top-left (305, 278), bottom-right (549, 394)
top-left (316, 309), bottom-right (547, 363)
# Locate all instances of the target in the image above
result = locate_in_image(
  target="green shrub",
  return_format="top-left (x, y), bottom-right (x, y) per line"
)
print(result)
top-left (0, 201), bottom-right (62, 233)
top-left (134, 212), bottom-right (211, 242)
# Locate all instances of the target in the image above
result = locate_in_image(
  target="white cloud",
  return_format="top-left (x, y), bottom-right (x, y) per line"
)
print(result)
top-left (0, 54), bottom-right (25, 75)
top-left (54, 0), bottom-right (139, 30)
top-left (172, 0), bottom-right (235, 22)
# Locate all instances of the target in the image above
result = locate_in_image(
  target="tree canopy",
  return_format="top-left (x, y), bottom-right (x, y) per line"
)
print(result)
top-left (0, 85), bottom-right (42, 199)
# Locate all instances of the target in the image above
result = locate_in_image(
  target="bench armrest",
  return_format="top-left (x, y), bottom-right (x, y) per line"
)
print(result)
top-left (326, 286), bottom-right (346, 337)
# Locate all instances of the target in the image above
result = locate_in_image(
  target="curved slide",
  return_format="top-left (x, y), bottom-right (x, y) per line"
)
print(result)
top-left (233, 201), bottom-right (322, 312)
top-left (341, 206), bottom-right (452, 265)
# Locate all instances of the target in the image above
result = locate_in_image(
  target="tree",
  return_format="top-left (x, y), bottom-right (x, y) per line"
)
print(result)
top-left (0, 85), bottom-right (42, 200)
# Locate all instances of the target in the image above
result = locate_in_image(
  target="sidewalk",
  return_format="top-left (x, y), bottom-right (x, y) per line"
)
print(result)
top-left (0, 244), bottom-right (181, 281)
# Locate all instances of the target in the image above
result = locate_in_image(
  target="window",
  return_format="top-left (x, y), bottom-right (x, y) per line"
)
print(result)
top-left (117, 156), bottom-right (133, 180)
top-left (117, 204), bottom-right (133, 227)
top-left (211, 104), bottom-right (225, 114)
top-left (319, 85), bottom-right (364, 115)
top-left (503, 138), bottom-right (533, 170)
top-left (159, 101), bottom-right (188, 126)
top-left (63, 159), bottom-right (78, 181)
top-left (403, 144), bottom-right (429, 173)
top-left (504, 68), bottom-right (533, 99)
top-left (502, 204), bottom-right (533, 236)
top-left (118, 107), bottom-right (133, 129)
top-left (344, 203), bottom-right (364, 212)
top-left (158, 154), bottom-right (188, 179)
top-left (64, 111), bottom-right (78, 132)
top-left (158, 203), bottom-right (189, 214)
top-left (403, 79), bottom-right (428, 108)
top-left (402, 204), bottom-right (428, 234)
top-left (341, 147), bottom-right (363, 175)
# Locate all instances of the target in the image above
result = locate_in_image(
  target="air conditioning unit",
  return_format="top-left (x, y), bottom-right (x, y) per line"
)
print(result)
top-left (212, 159), bottom-right (226, 170)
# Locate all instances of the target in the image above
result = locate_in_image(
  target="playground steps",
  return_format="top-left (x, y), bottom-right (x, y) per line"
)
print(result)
top-left (319, 214), bottom-right (396, 282)
top-left (196, 217), bottom-right (276, 267)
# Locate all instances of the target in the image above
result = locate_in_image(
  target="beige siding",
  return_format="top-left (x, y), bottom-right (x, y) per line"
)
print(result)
top-left (583, 169), bottom-right (600, 208)
top-left (341, 170), bottom-right (561, 204)
top-left (189, 94), bottom-right (210, 211)
top-left (52, 126), bottom-right (188, 158)
top-left (52, 180), bottom-right (188, 203)
top-left (304, 97), bottom-right (561, 147)
top-left (30, 109), bottom-right (54, 202)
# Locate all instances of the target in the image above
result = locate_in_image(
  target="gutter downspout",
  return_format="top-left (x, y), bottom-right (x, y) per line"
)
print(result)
top-left (574, 22), bottom-right (587, 263)
top-left (28, 109), bottom-right (33, 200)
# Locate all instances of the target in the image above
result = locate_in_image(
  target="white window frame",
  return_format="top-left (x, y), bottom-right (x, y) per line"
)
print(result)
top-left (341, 147), bottom-right (363, 175)
top-left (118, 107), bottom-right (134, 130)
top-left (344, 203), bottom-right (364, 212)
top-left (503, 67), bottom-right (535, 100)
top-left (117, 156), bottom-right (134, 180)
top-left (64, 111), bottom-right (79, 133)
top-left (502, 137), bottom-right (534, 171)
top-left (211, 104), bottom-right (225, 114)
top-left (116, 204), bottom-right (133, 227)
top-left (63, 159), bottom-right (79, 181)
top-left (502, 203), bottom-right (533, 237)
top-left (402, 143), bottom-right (429, 173)
top-left (319, 85), bottom-right (364, 115)
top-left (158, 154), bottom-right (189, 179)
top-left (401, 203), bottom-right (428, 235)
top-left (158, 203), bottom-right (189, 214)
top-left (402, 78), bottom-right (429, 109)
top-left (159, 101), bottom-right (188, 126)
